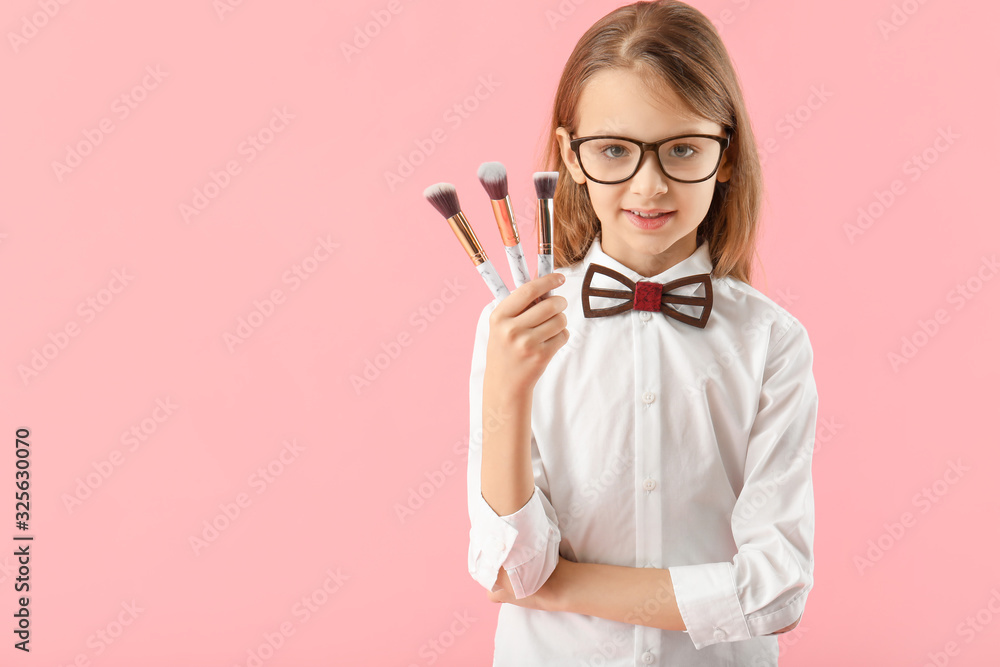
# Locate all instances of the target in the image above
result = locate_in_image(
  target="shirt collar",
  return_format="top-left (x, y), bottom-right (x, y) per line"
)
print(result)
top-left (581, 233), bottom-right (715, 283)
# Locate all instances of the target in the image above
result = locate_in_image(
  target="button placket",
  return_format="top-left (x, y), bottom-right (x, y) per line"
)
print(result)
top-left (634, 307), bottom-right (664, 667)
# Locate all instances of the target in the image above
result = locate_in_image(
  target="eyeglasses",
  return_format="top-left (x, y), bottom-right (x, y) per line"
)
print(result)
top-left (569, 130), bottom-right (732, 184)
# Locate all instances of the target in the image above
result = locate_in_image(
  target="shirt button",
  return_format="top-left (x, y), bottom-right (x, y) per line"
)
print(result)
top-left (713, 627), bottom-right (726, 641)
top-left (643, 478), bottom-right (657, 491)
top-left (640, 311), bottom-right (651, 322)
top-left (641, 650), bottom-right (655, 664)
top-left (642, 392), bottom-right (655, 404)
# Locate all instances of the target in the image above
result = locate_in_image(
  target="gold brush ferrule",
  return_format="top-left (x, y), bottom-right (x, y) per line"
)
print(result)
top-left (490, 196), bottom-right (519, 246)
top-left (446, 211), bottom-right (487, 266)
top-left (537, 198), bottom-right (554, 254)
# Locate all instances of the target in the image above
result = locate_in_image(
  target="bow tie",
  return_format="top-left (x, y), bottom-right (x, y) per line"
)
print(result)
top-left (581, 262), bottom-right (713, 328)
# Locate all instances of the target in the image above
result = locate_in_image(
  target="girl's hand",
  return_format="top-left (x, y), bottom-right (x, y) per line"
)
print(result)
top-left (487, 556), bottom-right (572, 613)
top-left (484, 272), bottom-right (569, 395)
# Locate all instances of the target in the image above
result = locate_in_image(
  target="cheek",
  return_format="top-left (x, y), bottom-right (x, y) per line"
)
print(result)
top-left (589, 185), bottom-right (626, 214)
top-left (677, 183), bottom-right (715, 210)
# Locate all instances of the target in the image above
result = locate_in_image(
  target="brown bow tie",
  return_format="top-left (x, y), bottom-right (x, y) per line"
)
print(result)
top-left (581, 262), bottom-right (713, 328)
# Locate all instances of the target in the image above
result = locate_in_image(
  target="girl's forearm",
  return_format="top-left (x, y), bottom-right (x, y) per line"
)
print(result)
top-left (556, 560), bottom-right (687, 631)
top-left (480, 374), bottom-right (535, 517)
top-left (555, 561), bottom-right (800, 635)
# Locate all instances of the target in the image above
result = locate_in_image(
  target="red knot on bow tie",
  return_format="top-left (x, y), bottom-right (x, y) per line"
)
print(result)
top-left (581, 262), bottom-right (713, 328)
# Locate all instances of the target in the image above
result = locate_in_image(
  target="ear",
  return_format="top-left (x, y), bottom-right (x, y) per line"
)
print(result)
top-left (716, 146), bottom-right (733, 183)
top-left (556, 127), bottom-right (587, 185)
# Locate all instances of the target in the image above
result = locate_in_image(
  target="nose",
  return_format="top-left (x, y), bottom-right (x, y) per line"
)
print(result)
top-left (630, 149), bottom-right (669, 196)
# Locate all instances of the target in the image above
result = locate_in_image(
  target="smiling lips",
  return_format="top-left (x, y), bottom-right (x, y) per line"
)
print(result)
top-left (623, 208), bottom-right (676, 229)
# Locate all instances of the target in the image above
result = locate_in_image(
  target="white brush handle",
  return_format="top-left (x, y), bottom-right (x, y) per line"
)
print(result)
top-left (505, 243), bottom-right (531, 289)
top-left (537, 253), bottom-right (553, 278)
top-left (476, 259), bottom-right (510, 302)
top-left (536, 254), bottom-right (554, 300)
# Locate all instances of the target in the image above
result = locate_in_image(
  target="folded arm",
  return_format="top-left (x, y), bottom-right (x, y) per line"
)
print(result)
top-left (492, 557), bottom-right (800, 635)
top-left (493, 319), bottom-right (816, 649)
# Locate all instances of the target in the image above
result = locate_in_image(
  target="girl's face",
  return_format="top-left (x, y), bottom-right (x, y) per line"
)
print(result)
top-left (557, 68), bottom-right (732, 277)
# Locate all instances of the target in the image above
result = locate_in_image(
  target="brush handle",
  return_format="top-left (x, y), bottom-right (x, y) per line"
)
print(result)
top-left (476, 259), bottom-right (511, 302)
top-left (537, 253), bottom-right (553, 278)
top-left (504, 243), bottom-right (531, 289)
top-left (536, 253), bottom-right (554, 300)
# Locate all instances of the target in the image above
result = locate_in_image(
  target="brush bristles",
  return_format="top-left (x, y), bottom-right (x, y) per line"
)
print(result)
top-left (477, 162), bottom-right (508, 200)
top-left (533, 171), bottom-right (559, 199)
top-left (423, 183), bottom-right (462, 219)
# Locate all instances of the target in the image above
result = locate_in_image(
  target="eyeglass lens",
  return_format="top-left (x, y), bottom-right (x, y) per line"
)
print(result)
top-left (578, 136), bottom-right (723, 182)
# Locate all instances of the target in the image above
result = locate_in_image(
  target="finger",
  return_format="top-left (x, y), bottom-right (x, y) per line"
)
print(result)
top-left (514, 294), bottom-right (567, 330)
top-left (535, 316), bottom-right (569, 346)
top-left (524, 307), bottom-right (567, 342)
top-left (498, 272), bottom-right (565, 318)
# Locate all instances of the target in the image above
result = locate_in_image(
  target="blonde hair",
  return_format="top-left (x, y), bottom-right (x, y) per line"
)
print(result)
top-left (535, 0), bottom-right (764, 285)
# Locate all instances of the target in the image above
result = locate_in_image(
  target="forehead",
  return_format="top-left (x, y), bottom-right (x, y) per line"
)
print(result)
top-left (576, 68), bottom-right (720, 139)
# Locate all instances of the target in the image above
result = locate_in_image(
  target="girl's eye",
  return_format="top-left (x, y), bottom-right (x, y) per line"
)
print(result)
top-left (668, 144), bottom-right (697, 159)
top-left (599, 144), bottom-right (630, 160)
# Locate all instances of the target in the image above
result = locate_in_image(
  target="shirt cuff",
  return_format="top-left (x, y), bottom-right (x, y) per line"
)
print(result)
top-left (669, 562), bottom-right (752, 649)
top-left (468, 487), bottom-right (559, 599)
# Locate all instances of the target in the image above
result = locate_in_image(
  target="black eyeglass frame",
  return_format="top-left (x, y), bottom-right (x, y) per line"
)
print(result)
top-left (569, 129), bottom-right (732, 184)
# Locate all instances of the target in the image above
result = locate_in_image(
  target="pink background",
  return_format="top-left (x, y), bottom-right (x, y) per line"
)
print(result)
top-left (2, 0), bottom-right (998, 664)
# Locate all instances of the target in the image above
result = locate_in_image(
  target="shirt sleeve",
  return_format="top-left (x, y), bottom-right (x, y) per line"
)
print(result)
top-left (668, 317), bottom-right (818, 649)
top-left (466, 300), bottom-right (562, 600)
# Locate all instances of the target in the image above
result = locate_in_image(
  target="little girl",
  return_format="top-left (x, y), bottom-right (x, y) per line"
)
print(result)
top-left (465, 2), bottom-right (818, 665)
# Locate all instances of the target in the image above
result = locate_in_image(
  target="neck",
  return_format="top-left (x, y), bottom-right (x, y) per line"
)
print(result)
top-left (603, 229), bottom-right (698, 278)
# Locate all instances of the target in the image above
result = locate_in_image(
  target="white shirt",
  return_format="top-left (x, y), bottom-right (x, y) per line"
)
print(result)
top-left (466, 233), bottom-right (818, 666)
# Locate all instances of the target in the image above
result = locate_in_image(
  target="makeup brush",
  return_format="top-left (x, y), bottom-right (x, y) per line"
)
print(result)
top-left (533, 171), bottom-right (559, 298)
top-left (477, 162), bottom-right (531, 290)
top-left (423, 183), bottom-right (511, 303)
